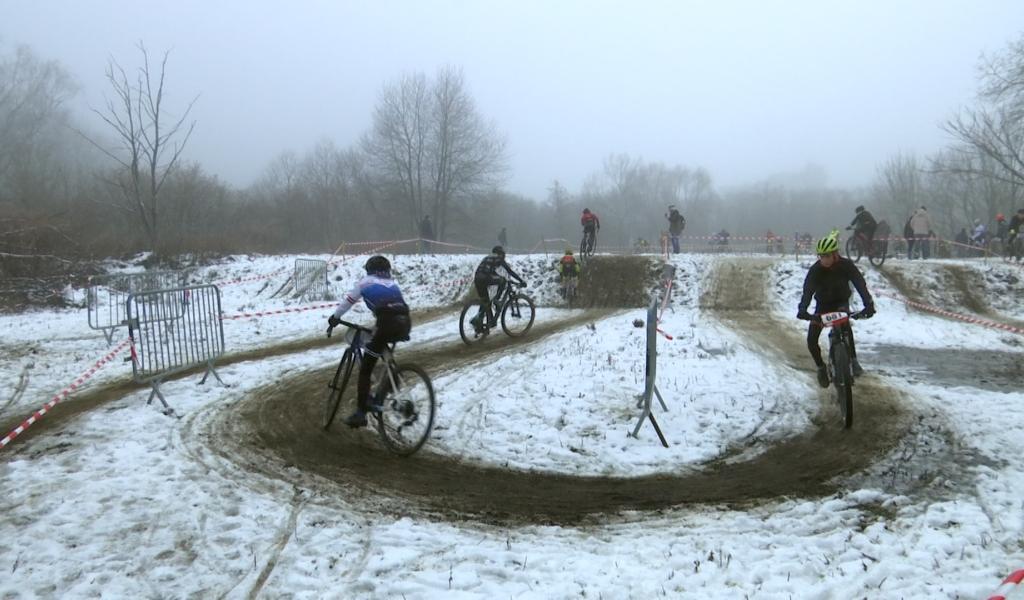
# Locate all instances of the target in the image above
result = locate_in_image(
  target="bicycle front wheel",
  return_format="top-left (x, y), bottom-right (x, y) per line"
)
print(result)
top-left (501, 294), bottom-right (536, 337)
top-left (376, 364), bottom-right (435, 456)
top-left (323, 349), bottom-right (354, 430)
top-left (832, 342), bottom-right (854, 429)
top-left (845, 237), bottom-right (862, 263)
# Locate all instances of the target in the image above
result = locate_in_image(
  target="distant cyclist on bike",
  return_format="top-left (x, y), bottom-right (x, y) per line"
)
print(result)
top-left (327, 255), bottom-right (411, 428)
top-left (581, 208), bottom-right (600, 254)
top-left (471, 245), bottom-right (526, 332)
top-left (970, 219), bottom-right (988, 247)
top-left (846, 205), bottom-right (878, 247)
top-left (796, 232), bottom-right (876, 388)
top-left (558, 248), bottom-right (580, 298)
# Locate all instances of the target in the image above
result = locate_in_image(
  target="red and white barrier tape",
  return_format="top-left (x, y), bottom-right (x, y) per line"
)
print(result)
top-left (218, 239), bottom-right (406, 289)
top-left (327, 239), bottom-right (409, 265)
top-left (1, 339), bottom-right (132, 450)
top-left (221, 271), bottom-right (474, 321)
top-left (221, 302), bottom-right (338, 321)
top-left (988, 569), bottom-right (1024, 600)
top-left (877, 291), bottom-right (1024, 335)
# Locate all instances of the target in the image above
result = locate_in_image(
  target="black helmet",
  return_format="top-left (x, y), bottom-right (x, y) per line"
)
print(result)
top-left (364, 255), bottom-right (391, 274)
top-left (583, 208), bottom-right (591, 213)
top-left (855, 205), bottom-right (865, 213)
top-left (492, 245), bottom-right (505, 257)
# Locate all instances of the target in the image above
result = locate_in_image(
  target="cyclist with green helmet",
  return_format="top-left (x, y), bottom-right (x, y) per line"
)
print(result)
top-left (796, 231), bottom-right (876, 388)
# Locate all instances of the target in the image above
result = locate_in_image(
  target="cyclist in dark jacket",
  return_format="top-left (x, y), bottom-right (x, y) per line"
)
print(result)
top-left (797, 232), bottom-right (876, 388)
top-left (327, 255), bottom-right (411, 428)
top-left (846, 205), bottom-right (878, 244)
top-left (471, 246), bottom-right (526, 331)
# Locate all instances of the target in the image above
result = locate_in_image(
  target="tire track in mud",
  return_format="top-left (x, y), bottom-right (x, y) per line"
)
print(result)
top-left (195, 258), bottom-right (922, 526)
top-left (0, 304), bottom-right (461, 454)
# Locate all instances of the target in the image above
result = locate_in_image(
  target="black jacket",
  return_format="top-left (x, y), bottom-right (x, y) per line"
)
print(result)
top-left (1009, 215), bottom-right (1024, 236)
top-left (798, 256), bottom-right (873, 314)
top-left (667, 210), bottom-right (686, 234)
top-left (474, 254), bottom-right (524, 284)
top-left (849, 210), bottom-right (878, 235)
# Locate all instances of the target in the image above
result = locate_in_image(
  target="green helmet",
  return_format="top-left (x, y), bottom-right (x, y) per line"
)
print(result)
top-left (816, 235), bottom-right (839, 255)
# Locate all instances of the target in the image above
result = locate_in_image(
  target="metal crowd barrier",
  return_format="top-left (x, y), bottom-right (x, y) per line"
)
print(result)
top-left (293, 258), bottom-right (329, 301)
top-left (127, 284), bottom-right (226, 412)
top-left (87, 270), bottom-right (190, 344)
top-left (630, 263), bottom-right (675, 446)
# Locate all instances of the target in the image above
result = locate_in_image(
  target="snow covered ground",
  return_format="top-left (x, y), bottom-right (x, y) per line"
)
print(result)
top-left (1, 252), bottom-right (1023, 598)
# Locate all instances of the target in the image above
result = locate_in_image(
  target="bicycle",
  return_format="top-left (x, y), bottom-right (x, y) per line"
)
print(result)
top-left (459, 281), bottom-right (536, 345)
top-left (323, 319), bottom-right (436, 456)
top-left (819, 310), bottom-right (866, 429)
top-left (845, 231), bottom-right (887, 267)
top-left (580, 229), bottom-right (597, 259)
top-left (560, 274), bottom-right (578, 307)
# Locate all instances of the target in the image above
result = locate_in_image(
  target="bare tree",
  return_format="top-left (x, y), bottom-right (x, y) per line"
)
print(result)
top-left (362, 72), bottom-right (430, 233)
top-left (429, 66), bottom-right (507, 240)
top-left (363, 67), bottom-right (506, 240)
top-left (0, 45), bottom-right (77, 204)
top-left (546, 179), bottom-right (571, 237)
top-left (82, 42), bottom-right (198, 253)
top-left (875, 152), bottom-right (922, 217)
top-left (943, 34), bottom-right (1024, 188)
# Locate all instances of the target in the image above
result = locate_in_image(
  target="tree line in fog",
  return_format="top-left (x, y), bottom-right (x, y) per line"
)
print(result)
top-left (2, 35), bottom-right (1023, 267)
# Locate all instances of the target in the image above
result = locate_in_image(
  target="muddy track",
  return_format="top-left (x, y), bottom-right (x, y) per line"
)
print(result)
top-left (0, 304), bottom-right (461, 453)
top-left (193, 258), bottom-right (920, 526)
top-left (880, 263), bottom-right (1024, 330)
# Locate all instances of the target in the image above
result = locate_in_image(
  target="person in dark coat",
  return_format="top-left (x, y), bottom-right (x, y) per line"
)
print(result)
top-left (419, 215), bottom-right (435, 253)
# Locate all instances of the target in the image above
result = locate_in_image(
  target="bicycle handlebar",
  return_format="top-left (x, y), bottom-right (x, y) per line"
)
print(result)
top-left (798, 309), bottom-right (868, 324)
top-left (326, 318), bottom-right (373, 338)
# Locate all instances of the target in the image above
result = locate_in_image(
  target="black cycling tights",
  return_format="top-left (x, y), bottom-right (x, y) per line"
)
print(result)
top-left (807, 321), bottom-right (856, 367)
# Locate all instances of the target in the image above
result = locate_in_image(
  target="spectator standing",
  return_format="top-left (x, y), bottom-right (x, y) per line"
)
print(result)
top-left (498, 227), bottom-right (507, 248)
top-left (909, 206), bottom-right (933, 259)
top-left (994, 214), bottom-right (1008, 252)
top-left (903, 216), bottom-right (915, 259)
top-left (665, 206), bottom-right (686, 254)
top-left (419, 215), bottom-right (434, 254)
top-left (955, 227), bottom-right (969, 258)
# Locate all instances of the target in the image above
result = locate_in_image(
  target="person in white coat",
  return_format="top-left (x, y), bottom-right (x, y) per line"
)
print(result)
top-left (909, 206), bottom-right (933, 259)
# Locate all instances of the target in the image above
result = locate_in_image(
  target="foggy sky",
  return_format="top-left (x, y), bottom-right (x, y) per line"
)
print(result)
top-left (4, 0), bottom-right (1023, 199)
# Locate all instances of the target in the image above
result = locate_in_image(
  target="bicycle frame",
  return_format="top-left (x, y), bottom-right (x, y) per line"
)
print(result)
top-left (330, 321), bottom-right (400, 401)
top-left (580, 229), bottom-right (597, 256)
top-left (821, 312), bottom-right (852, 367)
top-left (820, 310), bottom-right (857, 428)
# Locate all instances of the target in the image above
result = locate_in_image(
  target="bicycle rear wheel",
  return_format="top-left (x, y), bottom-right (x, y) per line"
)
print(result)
top-left (831, 342), bottom-right (854, 429)
top-left (501, 294), bottom-right (536, 337)
top-left (458, 303), bottom-right (487, 346)
top-left (845, 237), bottom-right (862, 263)
top-left (323, 350), bottom-right (354, 430)
top-left (868, 239), bottom-right (887, 267)
top-left (375, 364), bottom-right (435, 456)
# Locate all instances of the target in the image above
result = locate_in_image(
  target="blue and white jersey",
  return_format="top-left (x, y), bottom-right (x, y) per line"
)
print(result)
top-left (332, 274), bottom-right (408, 319)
